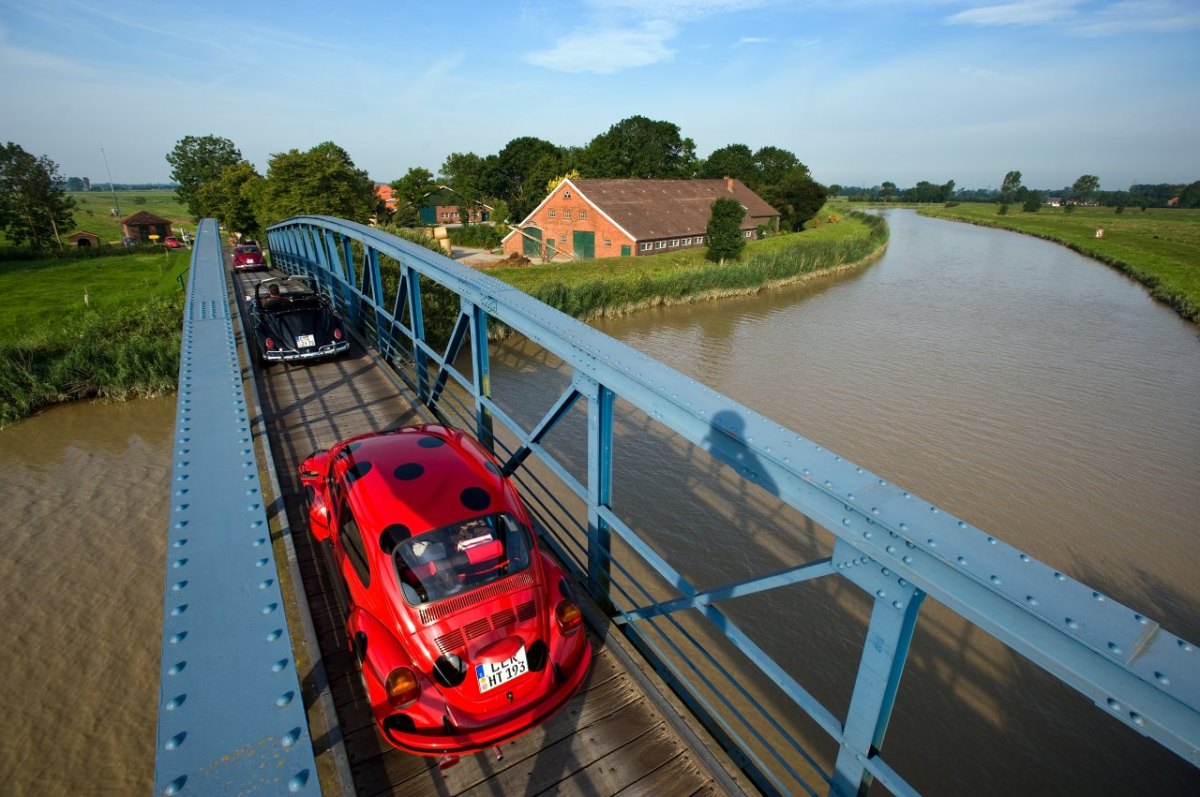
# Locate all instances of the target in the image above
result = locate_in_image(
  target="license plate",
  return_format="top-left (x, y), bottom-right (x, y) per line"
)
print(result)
top-left (296, 334), bottom-right (316, 348)
top-left (475, 647), bottom-right (528, 693)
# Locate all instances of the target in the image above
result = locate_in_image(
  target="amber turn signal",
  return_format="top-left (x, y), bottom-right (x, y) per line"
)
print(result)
top-left (385, 667), bottom-right (420, 706)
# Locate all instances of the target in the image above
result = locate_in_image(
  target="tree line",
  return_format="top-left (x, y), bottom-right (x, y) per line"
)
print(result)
top-left (166, 116), bottom-right (828, 240)
top-left (836, 173), bottom-right (1199, 211)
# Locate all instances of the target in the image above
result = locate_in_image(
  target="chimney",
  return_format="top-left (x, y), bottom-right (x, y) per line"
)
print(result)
top-left (725, 176), bottom-right (734, 192)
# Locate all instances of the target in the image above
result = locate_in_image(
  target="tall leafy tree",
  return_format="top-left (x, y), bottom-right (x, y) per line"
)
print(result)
top-left (699, 144), bottom-right (756, 183)
top-left (0, 142), bottom-right (75, 251)
top-left (255, 141), bottom-right (376, 228)
top-left (1071, 174), bottom-right (1100, 204)
top-left (166, 135), bottom-right (242, 219)
top-left (1000, 170), bottom-right (1023, 204)
top-left (196, 161), bottom-right (262, 236)
top-left (706, 197), bottom-right (746, 262)
top-left (763, 168), bottom-right (826, 232)
top-left (390, 166), bottom-right (437, 224)
top-left (752, 146), bottom-right (801, 191)
top-left (482, 137), bottom-right (569, 221)
top-left (579, 116), bottom-right (697, 179)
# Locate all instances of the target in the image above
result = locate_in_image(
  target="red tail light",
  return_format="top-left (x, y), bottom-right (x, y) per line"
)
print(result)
top-left (333, 328), bottom-right (343, 341)
top-left (265, 338), bottom-right (275, 350)
top-left (555, 601), bottom-right (583, 634)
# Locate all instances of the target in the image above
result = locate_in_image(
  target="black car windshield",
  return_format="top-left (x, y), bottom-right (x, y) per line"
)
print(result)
top-left (394, 513), bottom-right (533, 605)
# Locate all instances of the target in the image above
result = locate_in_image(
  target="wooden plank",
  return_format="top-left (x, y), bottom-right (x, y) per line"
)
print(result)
top-left (244, 286), bottom-right (731, 797)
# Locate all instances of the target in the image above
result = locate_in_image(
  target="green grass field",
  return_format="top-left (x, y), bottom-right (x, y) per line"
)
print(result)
top-left (65, 189), bottom-right (193, 243)
top-left (919, 204), bottom-right (1200, 322)
top-left (0, 250), bottom-right (188, 426)
top-left (0, 249), bottom-right (190, 339)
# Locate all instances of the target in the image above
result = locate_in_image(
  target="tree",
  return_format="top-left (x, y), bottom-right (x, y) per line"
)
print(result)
top-left (752, 146), bottom-right (801, 191)
top-left (196, 161), bottom-right (262, 235)
top-left (255, 141), bottom-right (377, 228)
top-left (166, 135), bottom-right (243, 219)
top-left (706, 197), bottom-right (746, 262)
top-left (482, 137), bottom-right (569, 222)
top-left (880, 181), bottom-right (897, 201)
top-left (0, 142), bottom-right (76, 251)
top-left (699, 144), bottom-right (756, 183)
top-left (999, 170), bottom-right (1023, 205)
top-left (763, 168), bottom-right (827, 232)
top-left (1177, 180), bottom-right (1200, 209)
top-left (1071, 174), bottom-right (1100, 205)
top-left (390, 167), bottom-right (437, 224)
top-left (940, 179), bottom-right (956, 202)
top-left (65, 176), bottom-right (85, 191)
top-left (578, 115), bottom-right (697, 180)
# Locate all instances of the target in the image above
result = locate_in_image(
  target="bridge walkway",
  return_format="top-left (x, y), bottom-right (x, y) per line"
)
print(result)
top-left (234, 271), bottom-right (741, 796)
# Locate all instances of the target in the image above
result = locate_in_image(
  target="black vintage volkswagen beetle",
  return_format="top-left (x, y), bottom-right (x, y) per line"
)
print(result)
top-left (248, 275), bottom-right (350, 365)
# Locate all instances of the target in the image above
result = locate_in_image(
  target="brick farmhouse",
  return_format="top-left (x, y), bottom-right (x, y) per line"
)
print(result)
top-left (502, 177), bottom-right (779, 261)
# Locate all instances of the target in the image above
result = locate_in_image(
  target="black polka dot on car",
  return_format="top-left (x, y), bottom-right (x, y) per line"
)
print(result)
top-left (378, 524), bottom-right (411, 553)
top-left (417, 436), bottom-right (445, 448)
top-left (346, 461), bottom-right (373, 483)
top-left (460, 487), bottom-right (491, 511)
top-left (393, 463), bottom-right (424, 480)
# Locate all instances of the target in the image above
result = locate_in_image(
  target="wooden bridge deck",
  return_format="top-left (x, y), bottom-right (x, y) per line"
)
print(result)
top-left (233, 272), bottom-right (741, 796)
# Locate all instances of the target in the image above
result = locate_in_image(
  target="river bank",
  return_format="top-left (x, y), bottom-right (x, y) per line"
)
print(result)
top-left (917, 203), bottom-right (1200, 323)
top-left (1, 210), bottom-right (886, 427)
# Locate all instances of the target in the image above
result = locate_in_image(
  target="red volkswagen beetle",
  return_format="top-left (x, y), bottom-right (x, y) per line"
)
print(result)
top-left (299, 425), bottom-right (592, 764)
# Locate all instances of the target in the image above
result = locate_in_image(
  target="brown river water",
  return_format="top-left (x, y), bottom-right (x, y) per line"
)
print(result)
top-left (1, 209), bottom-right (1196, 795)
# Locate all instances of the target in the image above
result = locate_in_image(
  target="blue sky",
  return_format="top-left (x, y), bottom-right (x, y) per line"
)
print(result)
top-left (2, 0), bottom-right (1198, 191)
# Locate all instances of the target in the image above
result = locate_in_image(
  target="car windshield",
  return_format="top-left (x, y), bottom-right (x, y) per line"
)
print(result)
top-left (394, 513), bottom-right (533, 605)
top-left (237, 245), bottom-right (261, 254)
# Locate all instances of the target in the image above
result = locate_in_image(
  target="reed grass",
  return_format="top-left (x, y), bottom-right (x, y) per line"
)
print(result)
top-left (0, 253), bottom-right (186, 426)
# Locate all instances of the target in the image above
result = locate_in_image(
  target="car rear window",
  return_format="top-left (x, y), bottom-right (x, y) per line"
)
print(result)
top-left (394, 513), bottom-right (533, 605)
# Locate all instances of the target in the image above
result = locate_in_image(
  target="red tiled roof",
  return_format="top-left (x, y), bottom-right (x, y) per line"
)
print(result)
top-left (570, 178), bottom-right (778, 240)
top-left (122, 210), bottom-right (171, 225)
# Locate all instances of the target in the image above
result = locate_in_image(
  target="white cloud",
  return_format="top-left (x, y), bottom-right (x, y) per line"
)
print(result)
top-left (735, 36), bottom-right (770, 45)
top-left (523, 20), bottom-right (679, 73)
top-left (945, 0), bottom-right (1082, 27)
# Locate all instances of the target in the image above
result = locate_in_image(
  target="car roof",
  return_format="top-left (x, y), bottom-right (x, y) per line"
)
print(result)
top-left (331, 425), bottom-right (517, 537)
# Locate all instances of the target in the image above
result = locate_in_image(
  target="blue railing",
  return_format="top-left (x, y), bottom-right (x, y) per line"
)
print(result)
top-left (154, 220), bottom-right (317, 795)
top-left (156, 213), bottom-right (1198, 796)
top-left (262, 215), bottom-right (1199, 794)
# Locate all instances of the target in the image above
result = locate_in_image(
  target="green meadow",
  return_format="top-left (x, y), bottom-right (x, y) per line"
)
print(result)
top-left (0, 250), bottom-right (189, 426)
top-left (919, 204), bottom-right (1200, 323)
top-left (66, 189), bottom-right (194, 243)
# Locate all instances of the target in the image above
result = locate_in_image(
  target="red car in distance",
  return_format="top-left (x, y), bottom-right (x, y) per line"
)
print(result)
top-left (231, 243), bottom-right (267, 271)
top-left (300, 425), bottom-right (592, 765)
top-left (164, 236), bottom-right (184, 249)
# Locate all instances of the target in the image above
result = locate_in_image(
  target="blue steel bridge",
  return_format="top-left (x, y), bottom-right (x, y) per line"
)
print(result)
top-left (155, 218), bottom-right (1199, 796)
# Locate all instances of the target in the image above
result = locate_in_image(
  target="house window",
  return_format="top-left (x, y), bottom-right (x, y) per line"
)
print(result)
top-left (683, 237), bottom-right (692, 245)
top-left (579, 210), bottom-right (587, 219)
top-left (603, 238), bottom-right (611, 247)
top-left (548, 209), bottom-right (556, 218)
top-left (670, 239), bottom-right (679, 247)
top-left (640, 242), bottom-right (652, 251)
top-left (563, 191), bottom-right (571, 199)
top-left (559, 236), bottom-right (566, 245)
top-left (563, 209), bottom-right (571, 220)
top-left (655, 241), bottom-right (666, 249)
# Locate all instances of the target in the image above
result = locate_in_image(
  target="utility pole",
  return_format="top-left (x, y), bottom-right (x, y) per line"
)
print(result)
top-left (101, 147), bottom-right (124, 243)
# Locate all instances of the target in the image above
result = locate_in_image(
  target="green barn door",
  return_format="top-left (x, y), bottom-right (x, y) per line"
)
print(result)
top-left (572, 231), bottom-right (595, 260)
top-left (620, 245), bottom-right (631, 256)
top-left (523, 227), bottom-right (542, 257)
